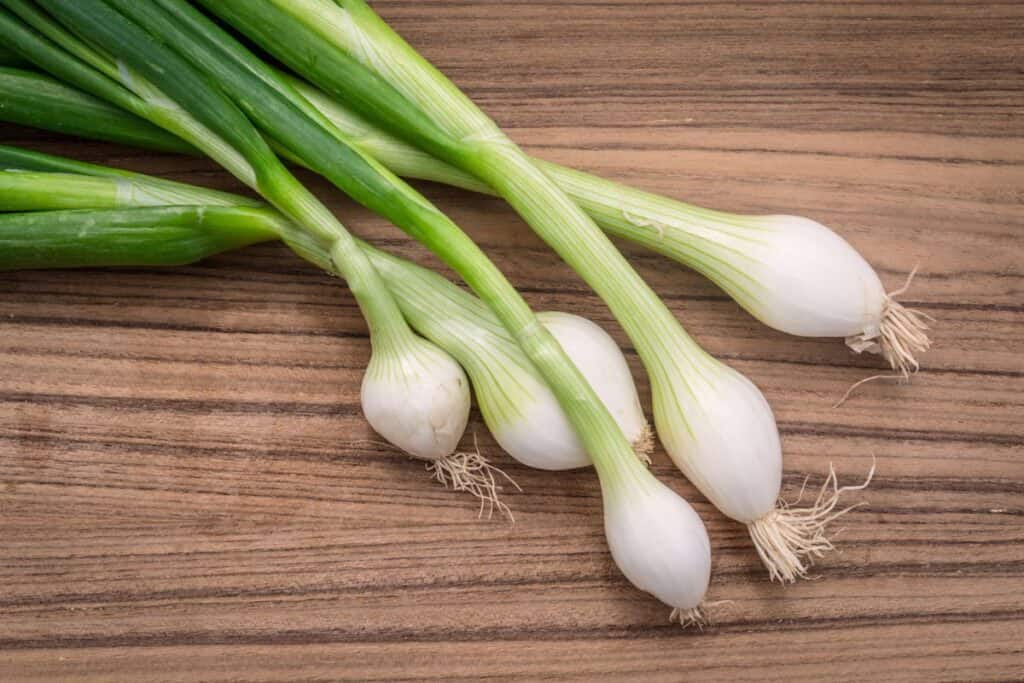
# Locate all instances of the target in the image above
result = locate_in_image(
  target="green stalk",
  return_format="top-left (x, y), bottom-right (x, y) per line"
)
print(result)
top-left (0, 165), bottom-right (474, 340)
top-left (0, 143), bottom-right (269, 212)
top-left (288, 78), bottom-right (488, 194)
top-left (0, 2), bottom-right (254, 184)
top-left (0, 66), bottom-right (190, 153)
top-left (0, 42), bottom-right (28, 66)
top-left (0, 171), bottom-right (123, 211)
top-left (0, 204), bottom-right (278, 267)
top-left (22, 0), bottom-right (414, 354)
top-left (0, 168), bottom-right (254, 210)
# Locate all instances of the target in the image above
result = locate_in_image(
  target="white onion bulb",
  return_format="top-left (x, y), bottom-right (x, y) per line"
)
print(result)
top-left (604, 474), bottom-right (711, 617)
top-left (361, 335), bottom-right (470, 461)
top-left (686, 214), bottom-right (929, 376)
top-left (655, 358), bottom-right (782, 524)
top-left (737, 216), bottom-right (887, 339)
top-left (484, 312), bottom-right (648, 470)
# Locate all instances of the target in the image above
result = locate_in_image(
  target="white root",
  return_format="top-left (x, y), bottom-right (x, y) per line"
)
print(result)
top-left (632, 421), bottom-right (655, 466)
top-left (747, 461), bottom-right (875, 583)
top-left (426, 436), bottom-right (521, 521)
top-left (846, 267), bottom-right (933, 378)
top-left (832, 373), bottom-right (902, 408)
top-left (669, 600), bottom-right (735, 630)
top-left (669, 603), bottom-right (709, 630)
top-left (878, 299), bottom-right (933, 378)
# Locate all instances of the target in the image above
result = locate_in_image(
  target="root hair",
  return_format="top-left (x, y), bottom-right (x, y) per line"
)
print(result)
top-left (846, 266), bottom-right (932, 378)
top-left (669, 603), bottom-right (708, 630)
top-left (747, 460), bottom-right (875, 583)
top-left (669, 600), bottom-right (733, 630)
top-left (832, 373), bottom-right (902, 408)
top-left (426, 435), bottom-right (521, 521)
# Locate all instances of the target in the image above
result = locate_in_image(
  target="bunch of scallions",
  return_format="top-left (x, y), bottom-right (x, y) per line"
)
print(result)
top-left (0, 0), bottom-right (917, 620)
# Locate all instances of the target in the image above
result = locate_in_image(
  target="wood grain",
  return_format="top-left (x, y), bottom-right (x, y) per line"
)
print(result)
top-left (1, 1), bottom-right (1022, 681)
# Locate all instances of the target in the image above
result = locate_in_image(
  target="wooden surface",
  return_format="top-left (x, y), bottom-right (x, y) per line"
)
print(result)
top-left (2, 1), bottom-right (1023, 681)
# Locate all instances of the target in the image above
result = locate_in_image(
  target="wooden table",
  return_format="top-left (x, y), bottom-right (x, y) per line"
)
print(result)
top-left (2, 2), bottom-right (1022, 680)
